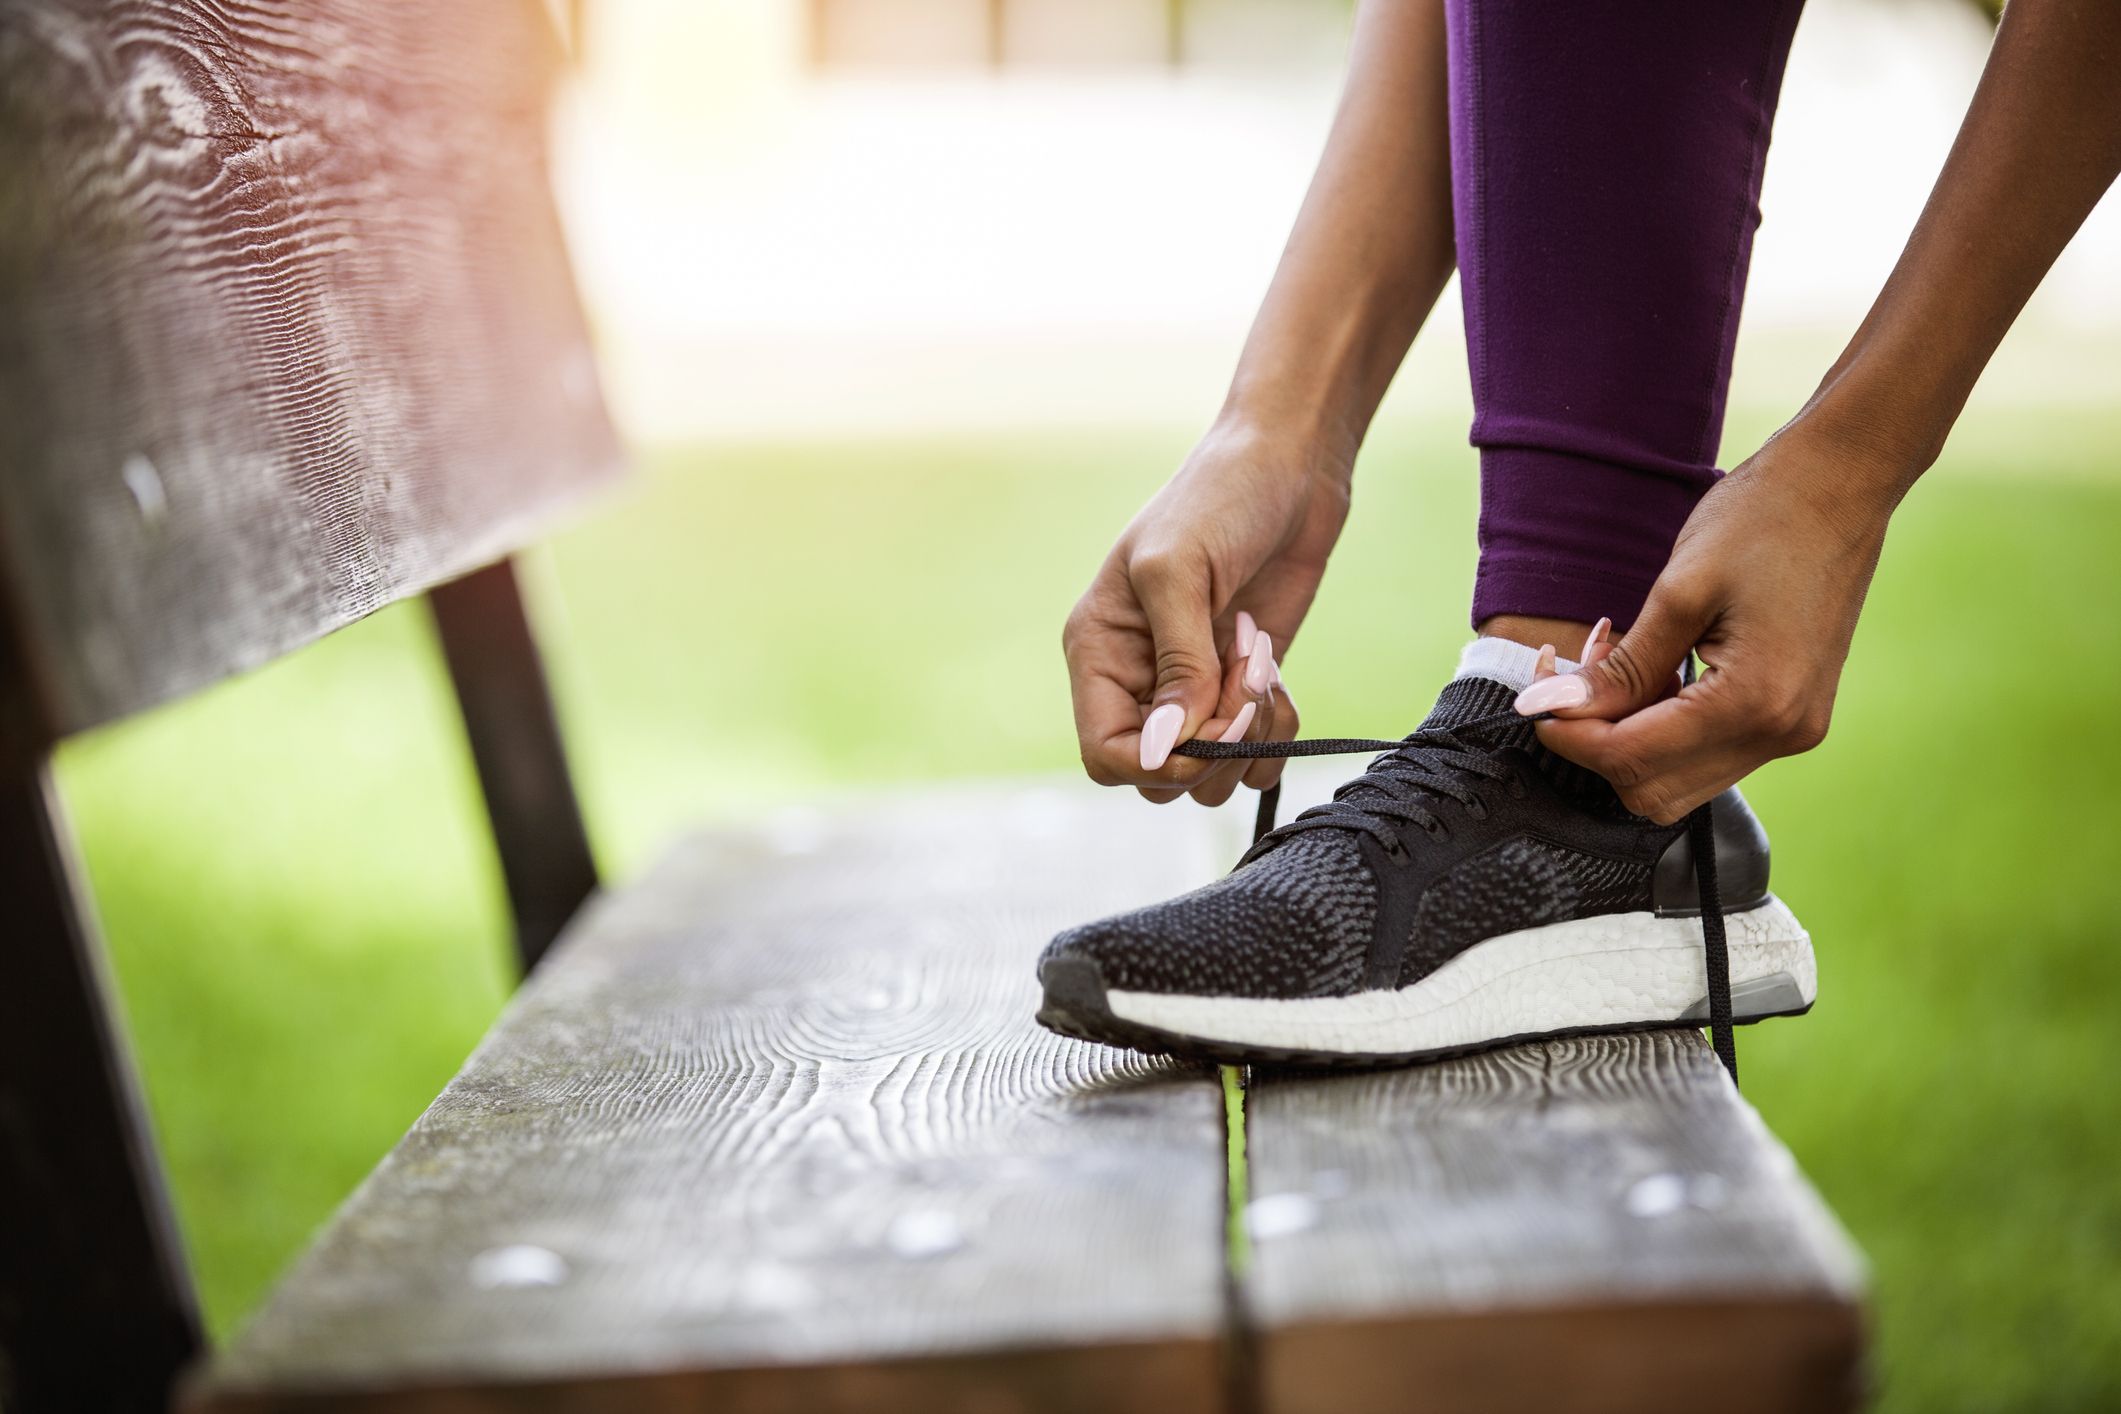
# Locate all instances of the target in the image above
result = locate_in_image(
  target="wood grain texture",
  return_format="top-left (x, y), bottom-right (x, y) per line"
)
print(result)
top-left (192, 784), bottom-right (1237, 1413)
top-left (1243, 1028), bottom-right (1867, 1414)
top-left (193, 764), bottom-right (1866, 1411)
top-left (0, 0), bottom-right (620, 752)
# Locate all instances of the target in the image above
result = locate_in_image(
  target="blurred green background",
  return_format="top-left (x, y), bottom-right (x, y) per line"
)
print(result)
top-left (58, 404), bottom-right (2121, 1412)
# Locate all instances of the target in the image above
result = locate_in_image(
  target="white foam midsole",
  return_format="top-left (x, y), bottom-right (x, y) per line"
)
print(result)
top-left (1104, 898), bottom-right (1815, 1055)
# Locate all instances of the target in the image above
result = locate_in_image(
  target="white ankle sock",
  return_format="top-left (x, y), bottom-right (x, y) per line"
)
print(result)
top-left (1454, 636), bottom-right (1579, 692)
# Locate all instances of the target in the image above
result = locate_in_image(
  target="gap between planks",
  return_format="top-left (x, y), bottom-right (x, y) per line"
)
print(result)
top-left (1219, 1064), bottom-right (1262, 1414)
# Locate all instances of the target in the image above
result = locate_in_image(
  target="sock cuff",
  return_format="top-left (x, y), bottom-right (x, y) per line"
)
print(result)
top-left (1454, 637), bottom-right (1580, 691)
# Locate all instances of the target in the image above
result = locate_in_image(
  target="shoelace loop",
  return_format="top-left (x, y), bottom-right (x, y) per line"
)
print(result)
top-left (1179, 717), bottom-right (1526, 864)
top-left (1174, 708), bottom-right (1737, 1085)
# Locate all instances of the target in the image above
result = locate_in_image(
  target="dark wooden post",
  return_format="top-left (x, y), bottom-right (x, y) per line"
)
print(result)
top-left (0, 762), bottom-right (202, 1412)
top-left (429, 559), bottom-right (600, 973)
top-left (0, 0), bottom-right (620, 1399)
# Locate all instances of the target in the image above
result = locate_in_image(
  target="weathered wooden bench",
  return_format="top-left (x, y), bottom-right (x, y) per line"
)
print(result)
top-left (0, 3), bottom-right (1868, 1411)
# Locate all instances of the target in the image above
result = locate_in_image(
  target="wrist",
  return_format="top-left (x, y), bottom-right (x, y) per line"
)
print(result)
top-left (1746, 412), bottom-right (1903, 551)
top-left (1774, 386), bottom-right (1934, 521)
top-left (1218, 383), bottom-right (1365, 478)
top-left (1793, 337), bottom-right (1966, 493)
top-left (1219, 275), bottom-right (1430, 474)
top-left (1205, 403), bottom-right (1358, 493)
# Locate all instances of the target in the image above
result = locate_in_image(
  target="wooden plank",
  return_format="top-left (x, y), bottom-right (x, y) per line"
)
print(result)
top-left (1242, 1029), bottom-right (1867, 1414)
top-left (1246, 1297), bottom-right (1863, 1414)
top-left (192, 784), bottom-right (1238, 1413)
top-left (0, 0), bottom-right (621, 754)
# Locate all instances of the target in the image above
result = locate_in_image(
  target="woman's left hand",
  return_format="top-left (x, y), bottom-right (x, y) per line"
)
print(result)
top-left (1514, 419), bottom-right (1900, 823)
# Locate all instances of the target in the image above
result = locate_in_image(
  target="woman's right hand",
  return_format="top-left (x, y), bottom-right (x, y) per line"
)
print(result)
top-left (1063, 416), bottom-right (1353, 805)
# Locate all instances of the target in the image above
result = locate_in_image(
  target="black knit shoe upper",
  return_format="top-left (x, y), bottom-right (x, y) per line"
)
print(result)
top-left (1042, 675), bottom-right (1765, 1003)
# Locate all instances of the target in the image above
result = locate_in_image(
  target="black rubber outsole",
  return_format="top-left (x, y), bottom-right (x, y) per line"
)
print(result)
top-left (1035, 955), bottom-right (1813, 1072)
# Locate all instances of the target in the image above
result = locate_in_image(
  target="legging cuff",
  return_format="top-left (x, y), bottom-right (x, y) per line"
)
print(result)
top-left (1469, 445), bottom-right (1716, 632)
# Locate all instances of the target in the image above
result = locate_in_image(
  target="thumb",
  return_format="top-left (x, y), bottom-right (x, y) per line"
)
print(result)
top-left (1132, 552), bottom-right (1225, 762)
top-left (1518, 589), bottom-right (1706, 721)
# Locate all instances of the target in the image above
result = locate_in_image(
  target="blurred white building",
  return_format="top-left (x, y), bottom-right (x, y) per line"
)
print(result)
top-left (554, 0), bottom-right (2121, 441)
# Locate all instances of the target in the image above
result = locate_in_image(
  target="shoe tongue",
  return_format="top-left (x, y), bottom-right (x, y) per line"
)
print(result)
top-left (1423, 673), bottom-right (1628, 810)
top-left (1270, 673), bottom-right (1630, 866)
top-left (1310, 674), bottom-right (1532, 823)
top-left (1419, 675), bottom-right (1529, 737)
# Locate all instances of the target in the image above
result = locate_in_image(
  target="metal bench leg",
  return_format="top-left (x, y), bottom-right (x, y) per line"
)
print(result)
top-left (0, 764), bottom-right (202, 1412)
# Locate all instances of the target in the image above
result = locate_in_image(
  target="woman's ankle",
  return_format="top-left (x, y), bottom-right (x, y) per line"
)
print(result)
top-left (1477, 614), bottom-right (1598, 656)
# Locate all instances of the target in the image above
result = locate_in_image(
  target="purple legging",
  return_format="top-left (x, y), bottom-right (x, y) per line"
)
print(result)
top-left (1449, 0), bottom-right (1807, 631)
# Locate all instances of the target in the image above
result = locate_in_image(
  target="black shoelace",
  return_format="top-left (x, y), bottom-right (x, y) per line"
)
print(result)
top-left (1175, 709), bottom-right (1738, 1085)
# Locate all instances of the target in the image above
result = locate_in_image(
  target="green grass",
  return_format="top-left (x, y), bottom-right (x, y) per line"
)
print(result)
top-left (1224, 1066), bottom-right (1252, 1280)
top-left (58, 411), bottom-right (2121, 1411)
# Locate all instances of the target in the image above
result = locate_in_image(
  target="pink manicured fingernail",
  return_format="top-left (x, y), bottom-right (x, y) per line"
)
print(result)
top-left (1515, 674), bottom-right (1590, 715)
top-left (1244, 631), bottom-right (1275, 694)
top-left (1535, 643), bottom-right (1557, 679)
top-left (1217, 700), bottom-right (1257, 743)
top-left (1580, 617), bottom-right (1611, 665)
top-left (1140, 703), bottom-right (1185, 770)
top-left (1235, 610), bottom-right (1258, 657)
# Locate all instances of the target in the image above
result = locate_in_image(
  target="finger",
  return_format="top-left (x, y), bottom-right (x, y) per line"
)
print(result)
top-left (1068, 579), bottom-right (1261, 794)
top-left (1155, 701), bottom-right (1250, 799)
top-left (1070, 645), bottom-right (1158, 786)
top-left (1183, 706), bottom-right (1255, 806)
top-left (1235, 609), bottom-right (1258, 657)
top-left (1516, 590), bottom-right (1704, 720)
top-left (1153, 632), bottom-right (1251, 804)
top-left (1188, 630), bottom-right (1269, 807)
top-left (1533, 643), bottom-right (1557, 681)
top-left (1578, 616), bottom-right (1612, 668)
top-left (1074, 659), bottom-right (1229, 793)
top-left (1242, 631), bottom-right (1277, 697)
top-left (1242, 665), bottom-right (1298, 791)
top-left (1132, 549), bottom-right (1225, 765)
top-left (1536, 685), bottom-right (1759, 823)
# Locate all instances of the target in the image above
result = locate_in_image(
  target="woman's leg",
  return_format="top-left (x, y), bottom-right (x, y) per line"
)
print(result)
top-left (1448, 0), bottom-right (1807, 634)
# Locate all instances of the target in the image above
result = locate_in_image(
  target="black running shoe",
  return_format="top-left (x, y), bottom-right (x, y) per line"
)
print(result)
top-left (1037, 673), bottom-right (1813, 1069)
